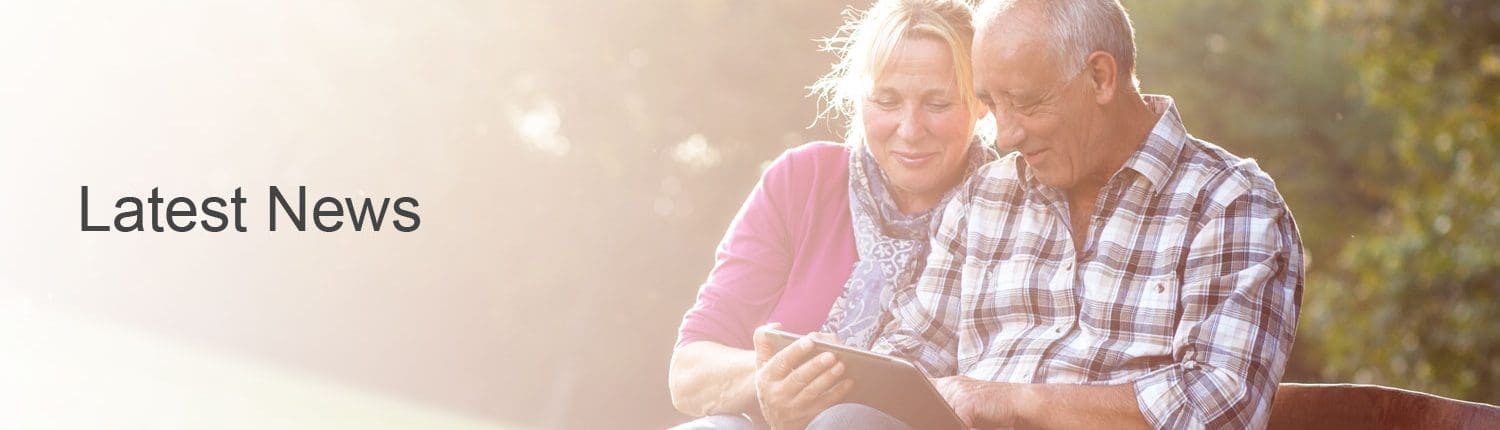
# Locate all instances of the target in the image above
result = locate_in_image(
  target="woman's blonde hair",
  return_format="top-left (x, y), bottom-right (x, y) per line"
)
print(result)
top-left (809, 0), bottom-right (989, 146)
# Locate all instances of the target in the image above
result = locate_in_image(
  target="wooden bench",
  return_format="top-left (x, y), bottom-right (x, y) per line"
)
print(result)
top-left (1269, 383), bottom-right (1500, 429)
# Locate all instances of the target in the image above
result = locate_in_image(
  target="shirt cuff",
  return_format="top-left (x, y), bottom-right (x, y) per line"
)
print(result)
top-left (1133, 363), bottom-right (1189, 429)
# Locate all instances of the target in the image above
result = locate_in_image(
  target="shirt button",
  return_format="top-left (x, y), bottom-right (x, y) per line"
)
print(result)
top-left (1155, 283), bottom-right (1166, 294)
top-left (1054, 327), bottom-right (1064, 334)
top-left (1063, 261), bottom-right (1073, 271)
top-left (1184, 360), bottom-right (1199, 370)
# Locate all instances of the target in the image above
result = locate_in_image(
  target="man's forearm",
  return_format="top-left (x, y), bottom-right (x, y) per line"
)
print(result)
top-left (668, 341), bottom-right (759, 416)
top-left (1010, 383), bottom-right (1150, 430)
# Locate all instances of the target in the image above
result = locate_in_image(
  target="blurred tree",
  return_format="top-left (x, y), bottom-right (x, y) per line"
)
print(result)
top-left (1301, 0), bottom-right (1500, 404)
top-left (1120, 0), bottom-right (1396, 381)
top-left (1125, 0), bottom-right (1500, 404)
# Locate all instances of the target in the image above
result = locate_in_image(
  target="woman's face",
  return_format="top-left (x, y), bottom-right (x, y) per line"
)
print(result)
top-left (861, 36), bottom-right (978, 213)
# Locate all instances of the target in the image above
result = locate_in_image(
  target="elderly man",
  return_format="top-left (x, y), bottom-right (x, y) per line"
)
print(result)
top-left (812, 1), bottom-right (1306, 429)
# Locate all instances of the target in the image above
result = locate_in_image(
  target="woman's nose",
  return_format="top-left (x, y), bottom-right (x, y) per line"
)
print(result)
top-left (895, 107), bottom-right (924, 141)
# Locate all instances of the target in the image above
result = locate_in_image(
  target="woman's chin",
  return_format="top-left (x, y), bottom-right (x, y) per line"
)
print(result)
top-left (888, 179), bottom-right (941, 200)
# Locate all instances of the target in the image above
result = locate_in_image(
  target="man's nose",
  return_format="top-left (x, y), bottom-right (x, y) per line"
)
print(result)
top-left (992, 112), bottom-right (1025, 152)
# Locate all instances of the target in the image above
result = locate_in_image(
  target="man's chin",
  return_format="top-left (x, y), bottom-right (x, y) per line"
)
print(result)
top-left (1032, 172), bottom-right (1071, 189)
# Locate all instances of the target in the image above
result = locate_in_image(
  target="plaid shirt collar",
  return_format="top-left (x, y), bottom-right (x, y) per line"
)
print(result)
top-left (1021, 94), bottom-right (1189, 198)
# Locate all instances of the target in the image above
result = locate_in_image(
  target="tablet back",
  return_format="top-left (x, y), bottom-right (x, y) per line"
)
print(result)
top-left (762, 329), bottom-right (965, 430)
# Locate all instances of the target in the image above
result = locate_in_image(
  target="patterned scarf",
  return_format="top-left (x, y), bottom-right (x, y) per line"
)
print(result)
top-left (821, 138), bottom-right (995, 349)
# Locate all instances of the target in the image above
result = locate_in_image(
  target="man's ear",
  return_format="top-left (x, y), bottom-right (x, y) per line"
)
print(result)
top-left (1084, 51), bottom-right (1119, 106)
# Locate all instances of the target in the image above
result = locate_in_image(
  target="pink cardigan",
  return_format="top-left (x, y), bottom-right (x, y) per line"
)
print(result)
top-left (676, 142), bottom-right (859, 350)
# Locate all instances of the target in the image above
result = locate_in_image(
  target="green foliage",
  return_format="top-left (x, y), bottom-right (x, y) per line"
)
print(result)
top-left (1305, 0), bottom-right (1500, 403)
top-left (1123, 0), bottom-right (1500, 403)
top-left (1122, 0), bottom-right (1395, 384)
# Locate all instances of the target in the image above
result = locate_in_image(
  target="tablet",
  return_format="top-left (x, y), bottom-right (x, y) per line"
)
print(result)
top-left (761, 328), bottom-right (966, 430)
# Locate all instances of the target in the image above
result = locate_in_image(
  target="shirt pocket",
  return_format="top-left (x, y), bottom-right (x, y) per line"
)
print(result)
top-left (1079, 271), bottom-right (1180, 358)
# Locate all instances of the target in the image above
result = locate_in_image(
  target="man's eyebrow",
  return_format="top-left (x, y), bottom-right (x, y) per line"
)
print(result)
top-left (988, 88), bottom-right (1022, 103)
top-left (1012, 87), bottom-right (1045, 102)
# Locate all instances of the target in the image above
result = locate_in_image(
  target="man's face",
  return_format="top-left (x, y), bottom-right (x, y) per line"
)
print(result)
top-left (972, 20), bottom-right (1103, 190)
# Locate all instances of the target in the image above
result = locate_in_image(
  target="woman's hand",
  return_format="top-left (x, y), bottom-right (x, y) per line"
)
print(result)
top-left (752, 324), bottom-right (854, 430)
top-left (933, 375), bottom-right (1019, 429)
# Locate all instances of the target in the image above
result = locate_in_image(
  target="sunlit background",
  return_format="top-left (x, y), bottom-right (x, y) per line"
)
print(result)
top-left (0, 0), bottom-right (1495, 428)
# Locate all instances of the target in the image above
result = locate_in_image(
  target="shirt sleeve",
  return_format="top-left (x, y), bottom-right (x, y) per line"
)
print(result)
top-left (870, 172), bottom-right (976, 377)
top-left (675, 150), bottom-right (799, 350)
top-left (1132, 181), bottom-right (1304, 430)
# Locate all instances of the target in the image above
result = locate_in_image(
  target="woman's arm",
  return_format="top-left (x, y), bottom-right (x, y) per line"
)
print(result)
top-left (668, 341), bottom-right (759, 417)
top-left (670, 144), bottom-right (850, 419)
top-left (671, 147), bottom-right (810, 417)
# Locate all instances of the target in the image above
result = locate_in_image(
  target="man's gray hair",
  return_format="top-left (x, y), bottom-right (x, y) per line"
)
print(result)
top-left (979, 0), bottom-right (1139, 90)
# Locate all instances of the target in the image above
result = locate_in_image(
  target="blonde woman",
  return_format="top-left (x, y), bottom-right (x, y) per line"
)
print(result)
top-left (669, 1), bottom-right (992, 428)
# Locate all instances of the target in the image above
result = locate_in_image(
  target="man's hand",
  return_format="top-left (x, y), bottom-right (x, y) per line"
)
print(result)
top-left (934, 375), bottom-right (1022, 429)
top-left (752, 324), bottom-right (854, 430)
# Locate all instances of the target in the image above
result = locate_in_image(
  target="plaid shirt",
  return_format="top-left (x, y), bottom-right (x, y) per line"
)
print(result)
top-left (872, 96), bottom-right (1304, 429)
